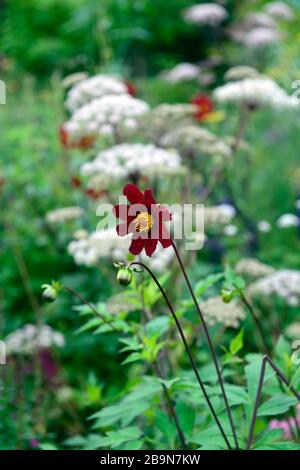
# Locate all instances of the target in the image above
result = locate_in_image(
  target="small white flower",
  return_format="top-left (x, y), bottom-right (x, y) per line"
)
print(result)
top-left (183, 3), bottom-right (228, 27)
top-left (248, 270), bottom-right (300, 307)
top-left (80, 144), bottom-right (183, 182)
top-left (224, 66), bottom-right (259, 82)
top-left (46, 207), bottom-right (83, 224)
top-left (277, 213), bottom-right (299, 228)
top-left (243, 27), bottom-right (280, 48)
top-left (65, 74), bottom-right (128, 112)
top-left (265, 2), bottom-right (294, 21)
top-left (200, 297), bottom-right (246, 328)
top-left (217, 204), bottom-right (236, 219)
top-left (214, 76), bottom-right (298, 109)
top-left (6, 324), bottom-right (65, 355)
top-left (224, 224), bottom-right (238, 236)
top-left (162, 63), bottom-right (200, 83)
top-left (258, 220), bottom-right (272, 232)
top-left (64, 95), bottom-right (149, 141)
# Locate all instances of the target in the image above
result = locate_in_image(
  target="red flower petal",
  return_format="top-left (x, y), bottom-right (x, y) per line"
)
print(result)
top-left (129, 237), bottom-right (144, 255)
top-left (113, 204), bottom-right (130, 220)
top-left (145, 238), bottom-right (158, 257)
top-left (143, 189), bottom-right (156, 208)
top-left (123, 184), bottom-right (144, 204)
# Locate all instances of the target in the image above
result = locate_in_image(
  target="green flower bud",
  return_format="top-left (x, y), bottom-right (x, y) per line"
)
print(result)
top-left (221, 289), bottom-right (233, 304)
top-left (41, 281), bottom-right (62, 303)
top-left (117, 268), bottom-right (132, 287)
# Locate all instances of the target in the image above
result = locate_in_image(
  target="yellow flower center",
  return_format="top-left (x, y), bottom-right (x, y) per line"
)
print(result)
top-left (134, 212), bottom-right (153, 233)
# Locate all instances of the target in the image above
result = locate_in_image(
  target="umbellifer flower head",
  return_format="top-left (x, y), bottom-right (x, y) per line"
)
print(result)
top-left (114, 184), bottom-right (172, 257)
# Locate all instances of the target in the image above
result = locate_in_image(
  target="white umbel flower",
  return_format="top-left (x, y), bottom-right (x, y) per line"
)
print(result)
top-left (64, 95), bottom-right (149, 141)
top-left (248, 270), bottom-right (300, 307)
top-left (243, 27), bottom-right (280, 48)
top-left (163, 63), bottom-right (200, 82)
top-left (183, 3), bottom-right (228, 26)
top-left (235, 258), bottom-right (275, 279)
top-left (80, 144), bottom-right (182, 182)
top-left (277, 213), bottom-right (299, 228)
top-left (162, 125), bottom-right (232, 159)
top-left (285, 322), bottom-right (300, 339)
top-left (68, 229), bottom-right (131, 266)
top-left (224, 66), bottom-right (259, 81)
top-left (6, 324), bottom-right (65, 355)
top-left (200, 296), bottom-right (246, 328)
top-left (265, 2), bottom-right (294, 21)
top-left (214, 76), bottom-right (298, 109)
top-left (46, 207), bottom-right (83, 224)
top-left (65, 74), bottom-right (128, 112)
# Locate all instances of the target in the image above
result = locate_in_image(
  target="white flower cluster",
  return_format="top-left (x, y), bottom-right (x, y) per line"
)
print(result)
top-left (248, 270), bottom-right (300, 307)
top-left (142, 104), bottom-right (196, 141)
top-left (235, 258), bottom-right (275, 279)
top-left (200, 296), bottom-right (246, 328)
top-left (68, 228), bottom-right (131, 266)
top-left (6, 324), bottom-right (65, 356)
top-left (242, 27), bottom-right (280, 48)
top-left (183, 3), bottom-right (228, 26)
top-left (214, 76), bottom-right (298, 109)
top-left (68, 228), bottom-right (174, 273)
top-left (65, 74), bottom-right (128, 112)
top-left (46, 206), bottom-right (83, 224)
top-left (204, 204), bottom-right (236, 227)
top-left (64, 95), bottom-right (149, 140)
top-left (224, 66), bottom-right (259, 82)
top-left (80, 144), bottom-right (182, 182)
top-left (277, 213), bottom-right (299, 228)
top-left (265, 2), bottom-right (294, 21)
top-left (162, 125), bottom-right (232, 159)
top-left (162, 63), bottom-right (200, 83)
top-left (285, 322), bottom-right (300, 339)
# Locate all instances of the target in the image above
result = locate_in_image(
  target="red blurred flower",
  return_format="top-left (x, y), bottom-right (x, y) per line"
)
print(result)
top-left (71, 176), bottom-right (82, 188)
top-left (124, 80), bottom-right (137, 97)
top-left (59, 125), bottom-right (95, 150)
top-left (85, 188), bottom-right (107, 200)
top-left (191, 94), bottom-right (213, 122)
top-left (114, 184), bottom-right (172, 257)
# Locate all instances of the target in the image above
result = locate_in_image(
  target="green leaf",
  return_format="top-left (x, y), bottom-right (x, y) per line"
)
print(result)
top-left (194, 273), bottom-right (224, 298)
top-left (145, 316), bottom-right (170, 339)
top-left (75, 317), bottom-right (100, 334)
top-left (229, 329), bottom-right (244, 356)
top-left (175, 402), bottom-right (195, 435)
top-left (257, 394), bottom-right (298, 417)
top-left (121, 352), bottom-right (143, 365)
top-left (95, 427), bottom-right (142, 449)
top-left (154, 410), bottom-right (176, 447)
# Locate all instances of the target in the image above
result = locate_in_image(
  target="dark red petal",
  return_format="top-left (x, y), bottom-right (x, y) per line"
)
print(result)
top-left (145, 238), bottom-right (158, 257)
top-left (129, 237), bottom-right (144, 255)
top-left (123, 184), bottom-right (144, 204)
top-left (159, 224), bottom-right (172, 248)
top-left (143, 189), bottom-right (156, 209)
top-left (116, 223), bottom-right (130, 236)
top-left (113, 204), bottom-right (130, 220)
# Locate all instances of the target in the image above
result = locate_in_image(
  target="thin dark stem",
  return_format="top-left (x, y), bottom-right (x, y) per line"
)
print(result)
top-left (128, 261), bottom-right (232, 450)
top-left (152, 362), bottom-right (187, 449)
top-left (236, 286), bottom-right (271, 356)
top-left (171, 241), bottom-right (239, 450)
top-left (63, 286), bottom-right (118, 332)
top-left (246, 355), bottom-right (300, 450)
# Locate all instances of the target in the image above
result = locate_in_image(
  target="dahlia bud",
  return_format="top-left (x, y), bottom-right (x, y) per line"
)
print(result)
top-left (117, 268), bottom-right (132, 287)
top-left (41, 281), bottom-right (62, 302)
top-left (221, 289), bottom-right (234, 304)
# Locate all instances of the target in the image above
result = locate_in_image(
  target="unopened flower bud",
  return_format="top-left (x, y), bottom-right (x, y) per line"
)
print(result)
top-left (117, 268), bottom-right (132, 287)
top-left (221, 289), bottom-right (234, 304)
top-left (41, 282), bottom-right (62, 303)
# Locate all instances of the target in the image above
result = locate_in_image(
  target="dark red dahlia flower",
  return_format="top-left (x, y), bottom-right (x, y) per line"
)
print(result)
top-left (191, 94), bottom-right (213, 122)
top-left (114, 184), bottom-right (172, 257)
